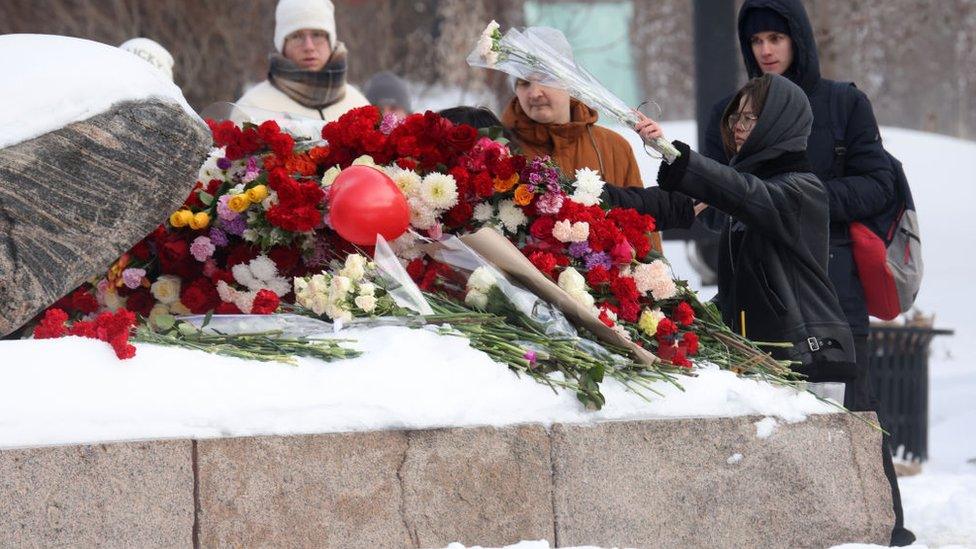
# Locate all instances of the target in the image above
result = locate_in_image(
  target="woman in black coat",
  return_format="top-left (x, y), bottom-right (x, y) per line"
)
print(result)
top-left (606, 73), bottom-right (856, 379)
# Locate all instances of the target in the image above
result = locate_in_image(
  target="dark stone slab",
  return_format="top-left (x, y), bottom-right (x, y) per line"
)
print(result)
top-left (0, 99), bottom-right (209, 335)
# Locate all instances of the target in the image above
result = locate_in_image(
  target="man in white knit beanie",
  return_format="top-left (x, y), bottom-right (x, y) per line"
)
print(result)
top-left (237, 0), bottom-right (369, 124)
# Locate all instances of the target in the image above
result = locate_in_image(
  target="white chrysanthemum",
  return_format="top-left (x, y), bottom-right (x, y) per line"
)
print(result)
top-left (465, 289), bottom-right (489, 309)
top-left (472, 202), bottom-right (494, 222)
top-left (390, 232), bottom-right (424, 260)
top-left (321, 166), bottom-right (342, 187)
top-left (571, 167), bottom-right (606, 206)
top-left (150, 275), bottom-right (181, 305)
top-left (390, 168), bottom-right (422, 198)
top-left (340, 253), bottom-right (368, 281)
top-left (497, 200), bottom-right (527, 234)
top-left (354, 294), bottom-right (378, 313)
top-left (408, 197), bottom-right (438, 230)
top-left (249, 255), bottom-right (278, 281)
top-left (419, 173), bottom-right (459, 210)
top-left (467, 266), bottom-right (497, 293)
top-left (197, 147), bottom-right (226, 182)
top-left (557, 267), bottom-right (587, 294)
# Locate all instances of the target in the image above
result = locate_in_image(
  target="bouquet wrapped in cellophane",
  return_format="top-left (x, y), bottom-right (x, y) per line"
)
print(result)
top-left (467, 21), bottom-right (681, 163)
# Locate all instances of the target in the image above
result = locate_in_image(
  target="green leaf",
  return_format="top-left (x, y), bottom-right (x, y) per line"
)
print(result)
top-left (198, 191), bottom-right (214, 206)
top-left (202, 310), bottom-right (214, 329)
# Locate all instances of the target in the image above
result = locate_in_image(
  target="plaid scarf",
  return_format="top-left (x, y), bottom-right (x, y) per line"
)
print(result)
top-left (268, 42), bottom-right (349, 109)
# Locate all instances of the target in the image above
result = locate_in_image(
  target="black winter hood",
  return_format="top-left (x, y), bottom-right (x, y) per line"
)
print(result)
top-left (738, 0), bottom-right (821, 93)
top-left (729, 73), bottom-right (813, 174)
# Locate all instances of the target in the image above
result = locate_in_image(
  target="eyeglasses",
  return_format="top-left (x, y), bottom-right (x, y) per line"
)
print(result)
top-left (285, 30), bottom-right (330, 46)
top-left (727, 112), bottom-right (758, 130)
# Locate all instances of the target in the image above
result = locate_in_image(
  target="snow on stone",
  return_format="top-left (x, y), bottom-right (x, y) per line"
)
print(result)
top-left (727, 453), bottom-right (744, 465)
top-left (0, 324), bottom-right (834, 449)
top-left (754, 417), bottom-right (779, 439)
top-left (0, 34), bottom-right (199, 149)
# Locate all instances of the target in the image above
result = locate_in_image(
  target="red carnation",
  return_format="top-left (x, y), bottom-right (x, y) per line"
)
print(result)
top-left (406, 258), bottom-right (426, 282)
top-left (473, 171), bottom-right (494, 198)
top-left (618, 300), bottom-right (640, 323)
top-left (656, 318), bottom-right (679, 340)
top-left (180, 278), bottom-right (220, 314)
top-left (610, 276), bottom-right (639, 303)
top-left (33, 308), bottom-right (69, 339)
top-left (69, 288), bottom-right (99, 315)
top-left (128, 239), bottom-right (152, 261)
top-left (444, 201), bottom-right (474, 229)
top-left (528, 250), bottom-right (559, 278)
top-left (586, 266), bottom-right (611, 287)
top-left (681, 332), bottom-right (700, 355)
top-left (268, 246), bottom-right (302, 276)
top-left (251, 289), bottom-right (280, 314)
top-left (124, 288), bottom-right (154, 317)
top-left (674, 301), bottom-right (695, 326)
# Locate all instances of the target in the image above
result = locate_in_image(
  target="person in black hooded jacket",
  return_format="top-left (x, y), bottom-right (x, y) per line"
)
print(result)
top-left (607, 74), bottom-right (856, 377)
top-left (703, 0), bottom-right (894, 400)
top-left (700, 3), bottom-right (912, 543)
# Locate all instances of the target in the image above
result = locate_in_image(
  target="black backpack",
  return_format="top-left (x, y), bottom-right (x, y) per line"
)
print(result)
top-left (827, 81), bottom-right (923, 320)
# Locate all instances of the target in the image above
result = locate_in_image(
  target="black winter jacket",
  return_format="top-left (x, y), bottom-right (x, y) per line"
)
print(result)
top-left (702, 0), bottom-right (895, 335)
top-left (660, 75), bottom-right (854, 379)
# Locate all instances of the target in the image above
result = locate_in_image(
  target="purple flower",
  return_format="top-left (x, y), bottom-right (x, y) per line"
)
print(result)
top-left (209, 227), bottom-right (229, 247)
top-left (217, 157), bottom-right (232, 170)
top-left (190, 236), bottom-right (216, 262)
top-left (568, 241), bottom-right (591, 258)
top-left (523, 350), bottom-right (537, 367)
top-left (584, 251), bottom-right (612, 271)
top-left (242, 156), bottom-right (260, 183)
top-left (534, 192), bottom-right (564, 215)
top-left (221, 215), bottom-right (247, 236)
top-left (121, 268), bottom-right (146, 290)
top-left (216, 194), bottom-right (239, 221)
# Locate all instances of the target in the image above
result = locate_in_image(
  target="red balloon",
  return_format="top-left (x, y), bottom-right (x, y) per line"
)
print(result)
top-left (328, 165), bottom-right (410, 245)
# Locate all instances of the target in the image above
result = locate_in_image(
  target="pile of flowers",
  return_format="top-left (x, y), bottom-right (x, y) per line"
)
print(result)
top-left (33, 106), bottom-right (795, 401)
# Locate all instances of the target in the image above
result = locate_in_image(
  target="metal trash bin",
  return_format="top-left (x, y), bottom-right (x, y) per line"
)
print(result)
top-left (868, 323), bottom-right (954, 462)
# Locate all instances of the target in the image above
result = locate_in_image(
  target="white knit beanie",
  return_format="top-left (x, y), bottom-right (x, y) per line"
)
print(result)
top-left (119, 37), bottom-right (175, 81)
top-left (274, 0), bottom-right (337, 52)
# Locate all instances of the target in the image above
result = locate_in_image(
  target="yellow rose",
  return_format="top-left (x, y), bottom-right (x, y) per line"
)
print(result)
top-left (189, 211), bottom-right (211, 230)
top-left (169, 209), bottom-right (193, 228)
top-left (228, 193), bottom-right (251, 213)
top-left (246, 184), bottom-right (269, 203)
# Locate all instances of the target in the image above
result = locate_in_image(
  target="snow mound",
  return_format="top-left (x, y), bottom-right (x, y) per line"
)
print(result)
top-left (0, 325), bottom-right (834, 449)
top-left (0, 34), bottom-right (199, 149)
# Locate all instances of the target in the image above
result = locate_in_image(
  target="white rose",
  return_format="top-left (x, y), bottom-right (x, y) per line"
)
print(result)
top-left (340, 254), bottom-right (367, 281)
top-left (557, 267), bottom-right (586, 294)
top-left (330, 275), bottom-right (352, 299)
top-left (354, 294), bottom-right (378, 313)
top-left (467, 266), bottom-right (497, 293)
top-left (465, 289), bottom-right (489, 309)
top-left (150, 275), bottom-right (181, 305)
top-left (569, 288), bottom-right (595, 310)
top-left (358, 282), bottom-right (376, 296)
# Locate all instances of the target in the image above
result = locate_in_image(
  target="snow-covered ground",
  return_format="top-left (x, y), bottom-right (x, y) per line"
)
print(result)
top-left (0, 326), bottom-right (834, 449)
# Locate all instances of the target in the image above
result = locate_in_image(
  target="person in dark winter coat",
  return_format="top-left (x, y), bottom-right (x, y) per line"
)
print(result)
top-left (610, 74), bottom-right (856, 377)
top-left (703, 0), bottom-right (894, 399)
top-left (700, 1), bottom-right (912, 544)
